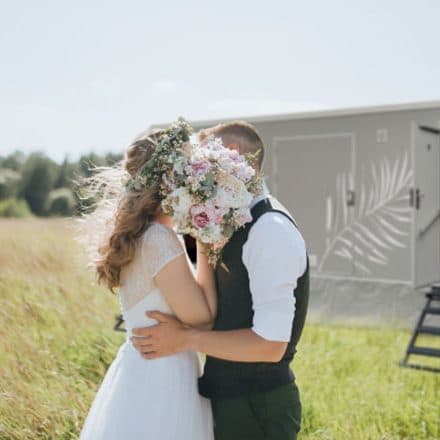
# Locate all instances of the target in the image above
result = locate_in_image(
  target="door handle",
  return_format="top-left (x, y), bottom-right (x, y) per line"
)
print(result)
top-left (346, 190), bottom-right (355, 207)
top-left (409, 188), bottom-right (423, 210)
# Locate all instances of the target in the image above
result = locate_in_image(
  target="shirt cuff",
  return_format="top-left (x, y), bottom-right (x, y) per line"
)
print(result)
top-left (251, 299), bottom-right (295, 342)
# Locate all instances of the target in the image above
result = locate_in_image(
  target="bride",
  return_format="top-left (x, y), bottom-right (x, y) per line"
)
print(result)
top-left (78, 127), bottom-right (216, 439)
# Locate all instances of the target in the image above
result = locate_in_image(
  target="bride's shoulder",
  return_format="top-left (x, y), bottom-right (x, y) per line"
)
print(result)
top-left (141, 222), bottom-right (181, 249)
top-left (140, 223), bottom-right (185, 268)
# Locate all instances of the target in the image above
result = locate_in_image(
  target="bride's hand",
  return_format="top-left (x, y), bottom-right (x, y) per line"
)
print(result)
top-left (196, 239), bottom-right (207, 254)
top-left (196, 240), bottom-right (214, 267)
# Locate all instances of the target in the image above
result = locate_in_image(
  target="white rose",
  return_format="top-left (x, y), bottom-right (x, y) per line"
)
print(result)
top-left (218, 156), bottom-right (234, 173)
top-left (169, 187), bottom-right (192, 216)
top-left (199, 224), bottom-right (223, 244)
top-left (215, 174), bottom-right (253, 208)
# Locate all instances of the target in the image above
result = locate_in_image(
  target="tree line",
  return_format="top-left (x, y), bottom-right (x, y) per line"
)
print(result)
top-left (0, 150), bottom-right (123, 217)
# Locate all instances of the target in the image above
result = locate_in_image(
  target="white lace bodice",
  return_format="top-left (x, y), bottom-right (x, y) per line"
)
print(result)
top-left (119, 223), bottom-right (185, 312)
top-left (80, 225), bottom-right (214, 440)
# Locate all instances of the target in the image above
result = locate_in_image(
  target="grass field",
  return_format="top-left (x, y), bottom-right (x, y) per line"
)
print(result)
top-left (0, 218), bottom-right (439, 439)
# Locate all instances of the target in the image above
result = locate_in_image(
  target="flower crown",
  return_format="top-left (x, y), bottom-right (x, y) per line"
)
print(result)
top-left (122, 117), bottom-right (194, 194)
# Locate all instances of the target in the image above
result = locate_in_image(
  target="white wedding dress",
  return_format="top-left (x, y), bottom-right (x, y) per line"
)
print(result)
top-left (79, 223), bottom-right (214, 440)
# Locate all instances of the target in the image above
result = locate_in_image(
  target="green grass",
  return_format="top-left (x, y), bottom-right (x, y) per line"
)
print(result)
top-left (0, 218), bottom-right (439, 439)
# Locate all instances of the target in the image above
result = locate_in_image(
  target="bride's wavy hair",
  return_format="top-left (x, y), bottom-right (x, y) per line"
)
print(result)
top-left (75, 128), bottom-right (166, 293)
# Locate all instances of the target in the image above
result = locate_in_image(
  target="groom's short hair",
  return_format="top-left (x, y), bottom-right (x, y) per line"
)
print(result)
top-left (199, 121), bottom-right (265, 169)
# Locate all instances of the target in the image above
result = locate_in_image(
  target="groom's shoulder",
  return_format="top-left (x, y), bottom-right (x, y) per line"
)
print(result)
top-left (252, 201), bottom-right (305, 245)
top-left (255, 210), bottom-right (300, 236)
top-left (267, 196), bottom-right (293, 217)
top-left (247, 212), bottom-right (307, 264)
top-left (266, 197), bottom-right (301, 229)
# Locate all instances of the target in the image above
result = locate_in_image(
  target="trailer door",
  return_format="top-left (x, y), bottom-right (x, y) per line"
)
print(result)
top-left (414, 125), bottom-right (440, 287)
top-left (272, 133), bottom-right (355, 276)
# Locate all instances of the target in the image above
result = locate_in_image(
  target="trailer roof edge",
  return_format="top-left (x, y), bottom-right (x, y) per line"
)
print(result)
top-left (152, 100), bottom-right (440, 128)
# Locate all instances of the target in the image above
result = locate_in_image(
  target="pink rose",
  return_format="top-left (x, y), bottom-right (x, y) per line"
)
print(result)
top-left (191, 160), bottom-right (210, 176)
top-left (190, 205), bottom-right (210, 229)
top-left (205, 202), bottom-right (229, 225)
top-left (194, 212), bottom-right (209, 228)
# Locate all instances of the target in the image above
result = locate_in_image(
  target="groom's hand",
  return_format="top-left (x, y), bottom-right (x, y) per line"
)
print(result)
top-left (131, 311), bottom-right (192, 359)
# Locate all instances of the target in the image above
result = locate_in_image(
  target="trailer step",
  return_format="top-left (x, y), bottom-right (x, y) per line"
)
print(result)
top-left (407, 346), bottom-right (440, 358)
top-left (400, 285), bottom-right (440, 373)
top-left (418, 326), bottom-right (440, 336)
top-left (426, 291), bottom-right (440, 300)
top-left (398, 361), bottom-right (440, 373)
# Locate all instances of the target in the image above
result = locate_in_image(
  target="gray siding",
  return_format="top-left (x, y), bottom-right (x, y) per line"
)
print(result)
top-left (186, 103), bottom-right (440, 326)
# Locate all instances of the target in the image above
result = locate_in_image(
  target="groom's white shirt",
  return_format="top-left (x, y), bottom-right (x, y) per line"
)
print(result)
top-left (242, 182), bottom-right (307, 342)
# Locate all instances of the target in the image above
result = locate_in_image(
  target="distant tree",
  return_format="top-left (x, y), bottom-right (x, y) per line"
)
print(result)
top-left (18, 153), bottom-right (57, 216)
top-left (54, 156), bottom-right (79, 189)
top-left (0, 150), bottom-right (26, 171)
top-left (0, 150), bottom-right (124, 217)
top-left (0, 198), bottom-right (32, 217)
top-left (45, 188), bottom-right (76, 216)
top-left (78, 153), bottom-right (107, 177)
top-left (0, 168), bottom-right (21, 199)
top-left (105, 152), bottom-right (123, 166)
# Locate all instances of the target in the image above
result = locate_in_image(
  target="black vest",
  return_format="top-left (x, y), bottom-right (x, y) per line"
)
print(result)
top-left (198, 198), bottom-right (310, 398)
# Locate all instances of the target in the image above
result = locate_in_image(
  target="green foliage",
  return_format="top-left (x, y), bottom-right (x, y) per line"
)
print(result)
top-left (78, 153), bottom-right (108, 178)
top-left (0, 150), bottom-right (123, 217)
top-left (104, 152), bottom-right (123, 167)
top-left (54, 157), bottom-right (78, 189)
top-left (45, 188), bottom-right (77, 216)
top-left (0, 168), bottom-right (21, 199)
top-left (0, 197), bottom-right (32, 217)
top-left (244, 148), bottom-right (261, 169)
top-left (123, 118), bottom-right (193, 193)
top-left (18, 153), bottom-right (58, 215)
top-left (0, 219), bottom-right (439, 440)
top-left (0, 150), bottom-right (26, 171)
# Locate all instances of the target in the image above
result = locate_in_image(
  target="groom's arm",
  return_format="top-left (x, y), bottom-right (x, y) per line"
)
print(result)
top-left (186, 327), bottom-right (287, 362)
top-left (132, 313), bottom-right (287, 362)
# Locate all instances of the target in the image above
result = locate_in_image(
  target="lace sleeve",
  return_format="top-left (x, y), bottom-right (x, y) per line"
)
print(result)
top-left (141, 224), bottom-right (185, 278)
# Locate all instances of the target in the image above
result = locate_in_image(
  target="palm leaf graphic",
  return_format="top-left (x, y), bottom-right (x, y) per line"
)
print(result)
top-left (320, 151), bottom-right (413, 274)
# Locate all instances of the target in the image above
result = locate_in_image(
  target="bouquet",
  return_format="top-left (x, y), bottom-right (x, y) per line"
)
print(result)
top-left (124, 118), bottom-right (262, 264)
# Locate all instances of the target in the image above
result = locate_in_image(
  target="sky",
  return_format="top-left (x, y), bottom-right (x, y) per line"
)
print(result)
top-left (1, 0), bottom-right (439, 162)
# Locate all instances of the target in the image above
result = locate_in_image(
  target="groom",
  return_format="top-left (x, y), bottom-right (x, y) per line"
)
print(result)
top-left (132, 121), bottom-right (309, 440)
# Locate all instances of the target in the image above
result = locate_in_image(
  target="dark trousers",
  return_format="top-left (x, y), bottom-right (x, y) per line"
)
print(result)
top-left (211, 381), bottom-right (302, 440)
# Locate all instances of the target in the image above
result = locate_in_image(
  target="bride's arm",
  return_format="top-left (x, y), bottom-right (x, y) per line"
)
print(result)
top-left (154, 245), bottom-right (217, 327)
top-left (195, 241), bottom-right (217, 323)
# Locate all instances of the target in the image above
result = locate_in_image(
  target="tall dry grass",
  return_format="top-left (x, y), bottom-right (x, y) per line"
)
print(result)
top-left (0, 218), bottom-right (123, 439)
